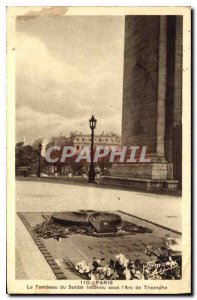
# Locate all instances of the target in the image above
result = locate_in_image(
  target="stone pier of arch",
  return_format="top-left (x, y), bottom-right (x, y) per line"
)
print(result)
top-left (102, 16), bottom-right (182, 191)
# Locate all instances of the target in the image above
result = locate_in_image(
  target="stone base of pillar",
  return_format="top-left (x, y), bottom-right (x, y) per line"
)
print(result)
top-left (110, 162), bottom-right (168, 180)
top-left (104, 161), bottom-right (179, 190)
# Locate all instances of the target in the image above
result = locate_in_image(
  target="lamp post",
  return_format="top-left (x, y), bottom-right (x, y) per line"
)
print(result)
top-left (38, 143), bottom-right (42, 178)
top-left (88, 115), bottom-right (97, 183)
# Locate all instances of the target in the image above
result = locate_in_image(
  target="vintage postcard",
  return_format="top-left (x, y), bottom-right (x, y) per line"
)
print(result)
top-left (7, 6), bottom-right (191, 294)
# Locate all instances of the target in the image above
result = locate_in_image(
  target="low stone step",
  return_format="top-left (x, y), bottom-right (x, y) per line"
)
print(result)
top-left (101, 176), bottom-right (179, 190)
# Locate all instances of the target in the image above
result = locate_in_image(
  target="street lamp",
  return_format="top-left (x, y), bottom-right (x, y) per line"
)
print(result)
top-left (38, 143), bottom-right (42, 178)
top-left (88, 115), bottom-right (97, 183)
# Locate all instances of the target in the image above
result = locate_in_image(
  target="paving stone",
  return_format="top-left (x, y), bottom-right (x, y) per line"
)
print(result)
top-left (55, 273), bottom-right (67, 280)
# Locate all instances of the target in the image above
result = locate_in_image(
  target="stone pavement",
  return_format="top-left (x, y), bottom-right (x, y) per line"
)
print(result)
top-left (15, 179), bottom-right (181, 279)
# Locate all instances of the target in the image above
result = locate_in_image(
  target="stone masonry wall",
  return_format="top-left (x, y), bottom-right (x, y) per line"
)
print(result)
top-left (122, 16), bottom-right (160, 153)
top-left (164, 16), bottom-right (183, 163)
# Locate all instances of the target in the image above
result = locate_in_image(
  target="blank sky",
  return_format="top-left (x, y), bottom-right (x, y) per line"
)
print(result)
top-left (16, 15), bottom-right (125, 144)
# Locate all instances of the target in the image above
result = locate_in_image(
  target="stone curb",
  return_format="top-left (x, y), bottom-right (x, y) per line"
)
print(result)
top-left (17, 212), bottom-right (67, 280)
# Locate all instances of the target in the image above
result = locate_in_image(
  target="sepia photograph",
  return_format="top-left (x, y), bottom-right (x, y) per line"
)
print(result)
top-left (6, 6), bottom-right (191, 294)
